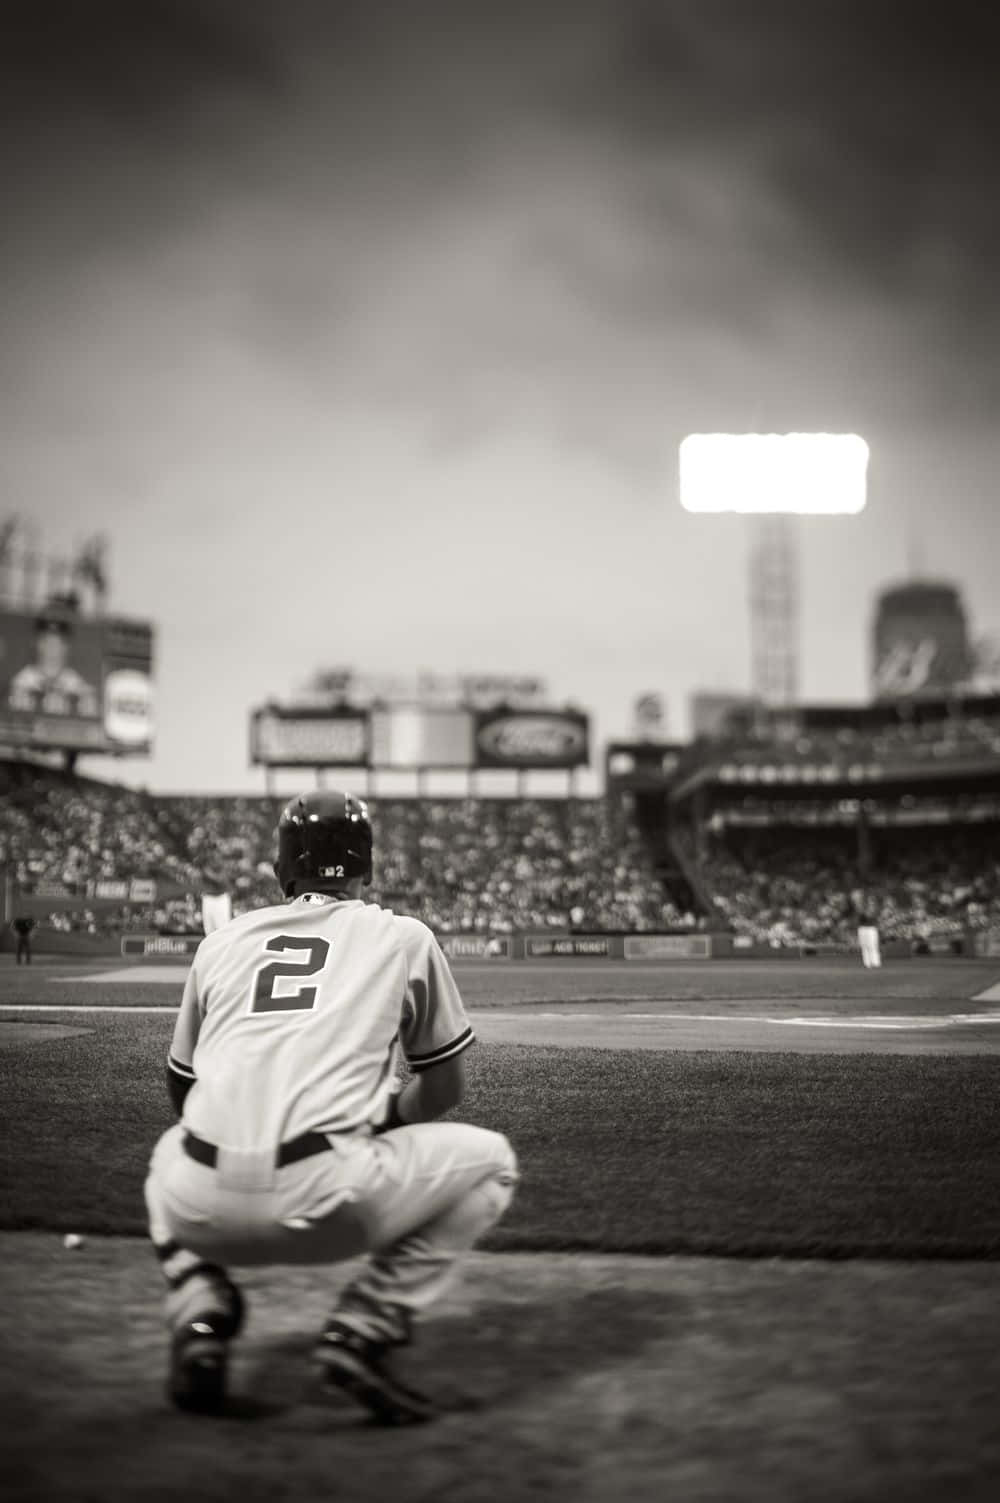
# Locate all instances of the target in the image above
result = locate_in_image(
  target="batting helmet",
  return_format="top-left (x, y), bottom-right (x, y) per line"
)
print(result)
top-left (274, 791), bottom-right (373, 897)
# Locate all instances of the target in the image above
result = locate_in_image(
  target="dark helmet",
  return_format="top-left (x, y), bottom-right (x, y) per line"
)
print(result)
top-left (274, 791), bottom-right (373, 897)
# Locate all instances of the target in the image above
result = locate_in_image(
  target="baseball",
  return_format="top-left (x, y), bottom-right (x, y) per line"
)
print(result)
top-left (63, 1233), bottom-right (85, 1250)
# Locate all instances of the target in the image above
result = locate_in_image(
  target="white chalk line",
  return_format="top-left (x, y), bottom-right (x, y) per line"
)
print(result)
top-left (488, 1010), bottom-right (1000, 1030)
top-left (3, 1005), bottom-right (1000, 1030)
top-left (0, 1004), bottom-right (178, 1014)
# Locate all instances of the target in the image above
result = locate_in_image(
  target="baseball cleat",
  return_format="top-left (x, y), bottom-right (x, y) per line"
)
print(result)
top-left (315, 1323), bottom-right (437, 1425)
top-left (168, 1320), bottom-right (230, 1414)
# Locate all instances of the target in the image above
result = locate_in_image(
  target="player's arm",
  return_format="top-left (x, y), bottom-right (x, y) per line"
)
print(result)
top-left (385, 1052), bottom-right (467, 1128)
top-left (166, 961), bottom-right (203, 1115)
top-left (386, 922), bottom-right (475, 1127)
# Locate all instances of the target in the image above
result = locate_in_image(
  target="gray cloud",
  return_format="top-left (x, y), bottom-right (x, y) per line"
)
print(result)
top-left (4, 0), bottom-right (1000, 463)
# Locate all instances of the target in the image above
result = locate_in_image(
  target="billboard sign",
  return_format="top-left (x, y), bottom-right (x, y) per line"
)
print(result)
top-left (250, 706), bottom-right (369, 767)
top-left (459, 674), bottom-right (547, 708)
top-left (370, 706), bottom-right (473, 768)
top-left (525, 935), bottom-right (610, 958)
top-left (474, 709), bottom-right (590, 770)
top-left (440, 935), bottom-right (511, 960)
top-left (87, 878), bottom-right (158, 903)
top-left (0, 607), bottom-right (153, 754)
top-left (305, 670), bottom-right (548, 710)
top-left (624, 934), bottom-right (711, 960)
top-left (121, 934), bottom-right (201, 959)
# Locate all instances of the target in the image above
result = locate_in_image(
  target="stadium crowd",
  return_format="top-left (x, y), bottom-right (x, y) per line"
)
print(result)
top-left (158, 793), bottom-right (693, 933)
top-left (697, 824), bottom-right (1000, 947)
top-left (0, 765), bottom-right (691, 936)
top-left (4, 762), bottom-right (999, 948)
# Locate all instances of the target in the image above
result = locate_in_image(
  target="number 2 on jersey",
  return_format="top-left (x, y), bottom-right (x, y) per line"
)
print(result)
top-left (251, 935), bottom-right (330, 1014)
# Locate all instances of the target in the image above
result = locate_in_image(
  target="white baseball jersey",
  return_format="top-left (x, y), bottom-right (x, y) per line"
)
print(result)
top-left (167, 894), bottom-right (474, 1149)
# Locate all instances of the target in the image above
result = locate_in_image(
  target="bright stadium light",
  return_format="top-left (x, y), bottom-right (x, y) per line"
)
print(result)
top-left (679, 433), bottom-right (869, 515)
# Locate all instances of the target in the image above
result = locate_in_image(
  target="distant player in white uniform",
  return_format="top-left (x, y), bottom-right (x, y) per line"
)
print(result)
top-left (145, 792), bottom-right (518, 1423)
top-left (856, 907), bottom-right (882, 969)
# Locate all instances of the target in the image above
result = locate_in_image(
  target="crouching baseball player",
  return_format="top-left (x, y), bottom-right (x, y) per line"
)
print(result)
top-left (144, 792), bottom-right (518, 1424)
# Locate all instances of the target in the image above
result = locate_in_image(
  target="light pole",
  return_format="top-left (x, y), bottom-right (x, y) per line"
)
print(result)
top-left (679, 433), bottom-right (869, 709)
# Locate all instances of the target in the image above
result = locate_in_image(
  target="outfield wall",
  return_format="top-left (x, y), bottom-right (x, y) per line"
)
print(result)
top-left (108, 931), bottom-right (729, 963)
top-left (3, 927), bottom-right (990, 962)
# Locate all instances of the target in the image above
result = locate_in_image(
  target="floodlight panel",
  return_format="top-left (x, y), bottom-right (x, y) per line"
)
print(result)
top-left (679, 433), bottom-right (869, 514)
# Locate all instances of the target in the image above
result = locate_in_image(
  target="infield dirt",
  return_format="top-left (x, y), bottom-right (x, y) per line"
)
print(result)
top-left (2, 1233), bottom-right (999, 1503)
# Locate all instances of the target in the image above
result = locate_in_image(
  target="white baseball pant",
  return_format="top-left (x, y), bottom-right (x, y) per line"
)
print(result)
top-left (145, 1120), bottom-right (518, 1344)
top-left (857, 925), bottom-right (881, 968)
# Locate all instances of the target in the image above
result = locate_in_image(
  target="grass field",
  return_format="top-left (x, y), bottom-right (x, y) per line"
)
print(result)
top-left (1, 956), bottom-right (999, 1500)
top-left (3, 1011), bottom-right (1000, 1255)
top-left (8, 951), bottom-right (1000, 1005)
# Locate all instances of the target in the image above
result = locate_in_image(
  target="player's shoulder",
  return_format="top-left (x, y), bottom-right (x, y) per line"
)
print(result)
top-left (351, 899), bottom-right (430, 945)
top-left (381, 909), bottom-right (444, 958)
top-left (193, 901), bottom-right (287, 959)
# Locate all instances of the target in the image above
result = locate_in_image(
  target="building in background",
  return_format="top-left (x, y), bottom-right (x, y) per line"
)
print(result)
top-left (631, 692), bottom-right (667, 741)
top-left (689, 691), bottom-right (758, 741)
top-left (871, 581), bottom-right (972, 700)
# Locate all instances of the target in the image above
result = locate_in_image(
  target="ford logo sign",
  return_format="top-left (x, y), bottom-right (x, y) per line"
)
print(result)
top-left (477, 715), bottom-right (587, 763)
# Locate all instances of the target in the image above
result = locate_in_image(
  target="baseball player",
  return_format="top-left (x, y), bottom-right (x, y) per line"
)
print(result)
top-left (11, 914), bottom-right (37, 964)
top-left (144, 791), bottom-right (518, 1424)
top-left (856, 907), bottom-right (882, 969)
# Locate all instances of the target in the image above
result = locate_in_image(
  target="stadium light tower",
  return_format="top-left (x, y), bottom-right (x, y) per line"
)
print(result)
top-left (679, 433), bottom-right (870, 707)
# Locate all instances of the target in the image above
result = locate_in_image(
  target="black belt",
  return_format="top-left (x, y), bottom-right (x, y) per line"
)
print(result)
top-left (182, 1129), bottom-right (333, 1170)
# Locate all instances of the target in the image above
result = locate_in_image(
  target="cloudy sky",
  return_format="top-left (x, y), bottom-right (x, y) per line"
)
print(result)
top-left (4, 0), bottom-right (1000, 791)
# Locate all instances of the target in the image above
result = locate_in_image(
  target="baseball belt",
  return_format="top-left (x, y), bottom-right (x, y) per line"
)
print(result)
top-left (182, 1128), bottom-right (333, 1170)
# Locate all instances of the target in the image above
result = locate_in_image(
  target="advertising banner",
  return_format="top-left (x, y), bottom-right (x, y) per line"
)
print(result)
top-left (121, 934), bottom-right (201, 959)
top-left (440, 935), bottom-right (511, 960)
top-left (474, 709), bottom-right (590, 770)
top-left (0, 607), bottom-right (153, 754)
top-left (973, 929), bottom-right (1000, 959)
top-left (624, 934), bottom-right (711, 960)
top-left (459, 675), bottom-right (547, 708)
top-left (250, 706), bottom-right (369, 767)
top-left (87, 878), bottom-right (158, 904)
top-left (33, 879), bottom-right (76, 900)
top-left (370, 707), bottom-right (473, 768)
top-left (525, 935), bottom-right (610, 958)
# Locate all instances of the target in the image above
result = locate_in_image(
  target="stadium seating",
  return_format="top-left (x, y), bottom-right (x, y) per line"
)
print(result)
top-left (725, 701), bottom-right (1000, 770)
top-left (4, 761), bottom-right (998, 945)
top-left (697, 822), bottom-right (1000, 946)
top-left (163, 793), bottom-right (694, 933)
top-left (0, 765), bottom-right (691, 935)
